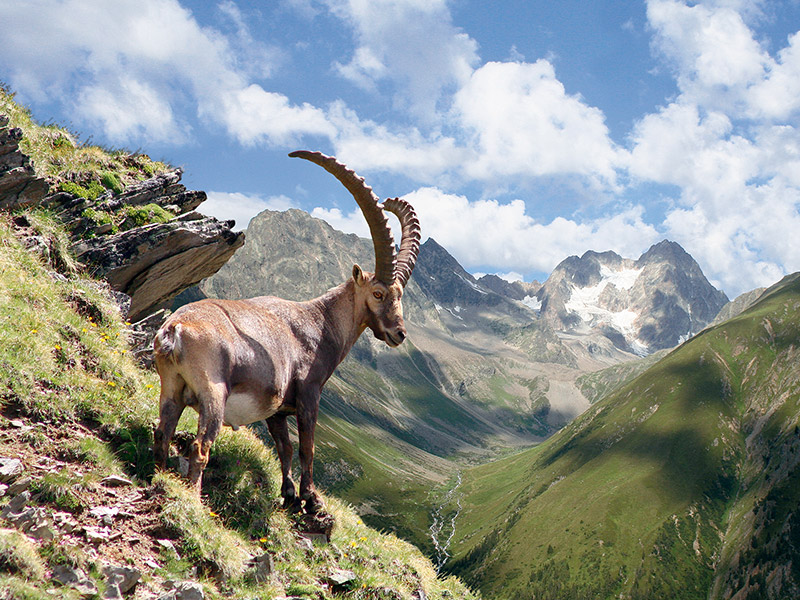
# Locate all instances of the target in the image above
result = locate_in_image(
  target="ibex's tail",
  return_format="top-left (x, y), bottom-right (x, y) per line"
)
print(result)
top-left (154, 322), bottom-right (183, 364)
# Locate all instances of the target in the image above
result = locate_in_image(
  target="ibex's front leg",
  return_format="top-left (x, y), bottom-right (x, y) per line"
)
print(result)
top-left (297, 389), bottom-right (324, 514)
top-left (266, 413), bottom-right (302, 512)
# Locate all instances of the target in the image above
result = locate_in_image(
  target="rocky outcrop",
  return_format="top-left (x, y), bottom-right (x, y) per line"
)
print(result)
top-left (476, 273), bottom-right (540, 302)
top-left (0, 115), bottom-right (49, 208)
top-left (0, 114), bottom-right (244, 322)
top-left (72, 214), bottom-right (243, 321)
top-left (711, 287), bottom-right (767, 326)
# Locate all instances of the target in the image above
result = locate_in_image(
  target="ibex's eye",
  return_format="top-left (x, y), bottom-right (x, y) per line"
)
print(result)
top-left (373, 291), bottom-right (384, 300)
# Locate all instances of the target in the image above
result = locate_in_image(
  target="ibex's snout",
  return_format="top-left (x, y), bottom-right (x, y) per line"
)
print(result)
top-left (383, 322), bottom-right (406, 347)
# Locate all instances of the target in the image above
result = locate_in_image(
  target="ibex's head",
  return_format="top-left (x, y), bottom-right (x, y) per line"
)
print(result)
top-left (289, 151), bottom-right (421, 348)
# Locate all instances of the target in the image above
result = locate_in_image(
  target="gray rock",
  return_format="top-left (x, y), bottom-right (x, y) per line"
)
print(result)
top-left (249, 552), bottom-right (274, 583)
top-left (165, 581), bottom-right (204, 600)
top-left (1, 490), bottom-right (29, 515)
top-left (0, 119), bottom-right (49, 208)
top-left (156, 538), bottom-right (180, 558)
top-left (52, 564), bottom-right (99, 597)
top-left (72, 215), bottom-right (244, 321)
top-left (0, 457), bottom-right (23, 482)
top-left (0, 492), bottom-right (54, 539)
top-left (101, 475), bottom-right (134, 487)
top-left (325, 567), bottom-right (357, 589)
top-left (103, 564), bottom-right (141, 595)
top-left (6, 476), bottom-right (32, 495)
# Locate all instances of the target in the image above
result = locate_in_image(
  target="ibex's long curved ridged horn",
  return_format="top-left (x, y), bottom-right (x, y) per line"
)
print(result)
top-left (289, 150), bottom-right (396, 284)
top-left (383, 197), bottom-right (420, 288)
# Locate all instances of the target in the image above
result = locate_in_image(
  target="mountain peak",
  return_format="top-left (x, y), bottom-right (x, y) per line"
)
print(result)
top-left (637, 239), bottom-right (691, 265)
top-left (538, 241), bottom-right (728, 354)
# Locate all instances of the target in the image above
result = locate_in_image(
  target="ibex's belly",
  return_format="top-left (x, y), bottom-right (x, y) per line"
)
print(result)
top-left (223, 391), bottom-right (283, 430)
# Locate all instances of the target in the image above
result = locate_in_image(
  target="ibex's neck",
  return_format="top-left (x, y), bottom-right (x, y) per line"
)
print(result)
top-left (308, 279), bottom-right (367, 366)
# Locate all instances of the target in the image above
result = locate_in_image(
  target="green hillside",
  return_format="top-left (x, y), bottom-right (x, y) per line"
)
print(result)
top-left (445, 273), bottom-right (800, 599)
top-left (0, 90), bottom-right (477, 600)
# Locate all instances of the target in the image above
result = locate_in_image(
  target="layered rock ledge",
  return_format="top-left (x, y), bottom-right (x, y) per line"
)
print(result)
top-left (0, 114), bottom-right (244, 321)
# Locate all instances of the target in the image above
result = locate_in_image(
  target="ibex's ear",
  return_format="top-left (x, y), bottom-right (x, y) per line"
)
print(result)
top-left (352, 264), bottom-right (366, 286)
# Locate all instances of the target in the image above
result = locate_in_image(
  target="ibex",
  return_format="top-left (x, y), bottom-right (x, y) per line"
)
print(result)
top-left (152, 151), bottom-right (420, 513)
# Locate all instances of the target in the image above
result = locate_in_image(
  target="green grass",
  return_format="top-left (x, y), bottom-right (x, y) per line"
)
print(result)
top-left (0, 209), bottom-right (479, 599)
top-left (1, 84), bottom-right (169, 189)
top-left (444, 274), bottom-right (800, 599)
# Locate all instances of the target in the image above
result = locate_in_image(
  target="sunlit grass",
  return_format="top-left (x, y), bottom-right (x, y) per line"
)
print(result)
top-left (0, 85), bottom-right (169, 188)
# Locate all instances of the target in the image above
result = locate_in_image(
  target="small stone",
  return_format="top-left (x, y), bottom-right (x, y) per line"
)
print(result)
top-left (0, 483), bottom-right (6, 497)
top-left (412, 589), bottom-right (428, 600)
top-left (7, 476), bottom-right (33, 495)
top-left (299, 531), bottom-right (329, 545)
top-left (1, 490), bottom-right (30, 516)
top-left (325, 567), bottom-right (357, 589)
top-left (156, 538), bottom-right (180, 558)
top-left (101, 475), bottom-right (134, 487)
top-left (52, 565), bottom-right (99, 597)
top-left (52, 511), bottom-right (79, 533)
top-left (172, 581), bottom-right (204, 600)
top-left (295, 536), bottom-right (313, 552)
top-left (249, 553), bottom-right (274, 583)
top-left (28, 523), bottom-right (56, 541)
top-left (90, 505), bottom-right (119, 525)
top-left (84, 525), bottom-right (110, 544)
top-left (0, 458), bottom-right (24, 482)
top-left (103, 564), bottom-right (141, 594)
top-left (145, 558), bottom-right (162, 570)
top-left (9, 419), bottom-right (25, 428)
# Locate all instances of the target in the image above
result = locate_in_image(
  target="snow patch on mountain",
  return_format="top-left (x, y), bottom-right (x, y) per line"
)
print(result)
top-left (564, 265), bottom-right (646, 352)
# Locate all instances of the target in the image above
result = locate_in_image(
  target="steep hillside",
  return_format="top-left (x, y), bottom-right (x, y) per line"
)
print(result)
top-left (0, 88), bottom-right (477, 600)
top-left (0, 210), bottom-right (477, 600)
top-left (445, 272), bottom-right (800, 600)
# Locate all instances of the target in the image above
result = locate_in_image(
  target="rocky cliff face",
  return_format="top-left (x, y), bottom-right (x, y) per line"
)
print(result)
top-left (0, 114), bottom-right (243, 322)
top-left (536, 240), bottom-right (729, 354)
top-left (476, 273), bottom-right (541, 303)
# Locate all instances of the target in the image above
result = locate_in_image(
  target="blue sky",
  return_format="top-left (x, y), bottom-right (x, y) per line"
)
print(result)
top-left (1, 0), bottom-right (800, 297)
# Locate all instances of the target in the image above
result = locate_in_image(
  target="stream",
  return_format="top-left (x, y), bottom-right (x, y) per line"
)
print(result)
top-left (429, 471), bottom-right (463, 572)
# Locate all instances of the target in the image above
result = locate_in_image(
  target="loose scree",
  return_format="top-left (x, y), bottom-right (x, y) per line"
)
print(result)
top-left (152, 151), bottom-right (421, 513)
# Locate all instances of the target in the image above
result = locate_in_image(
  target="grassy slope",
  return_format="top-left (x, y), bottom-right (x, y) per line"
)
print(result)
top-left (445, 274), bottom-right (800, 600)
top-left (0, 214), bottom-right (477, 600)
top-left (0, 91), bottom-right (478, 599)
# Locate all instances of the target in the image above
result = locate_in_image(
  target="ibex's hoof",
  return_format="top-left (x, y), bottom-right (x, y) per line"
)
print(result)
top-left (303, 496), bottom-right (325, 515)
top-left (284, 496), bottom-right (303, 513)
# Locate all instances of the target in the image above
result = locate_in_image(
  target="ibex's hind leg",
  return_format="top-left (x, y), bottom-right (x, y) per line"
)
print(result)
top-left (154, 375), bottom-right (187, 471)
top-left (187, 381), bottom-right (225, 494)
top-left (297, 392), bottom-right (324, 514)
top-left (266, 413), bottom-right (302, 512)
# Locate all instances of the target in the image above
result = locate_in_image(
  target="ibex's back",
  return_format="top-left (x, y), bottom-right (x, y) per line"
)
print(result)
top-left (153, 151), bottom-right (420, 513)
